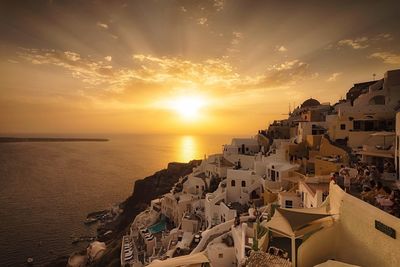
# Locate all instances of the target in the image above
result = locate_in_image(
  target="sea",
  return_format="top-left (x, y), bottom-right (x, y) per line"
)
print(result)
top-left (0, 134), bottom-right (240, 266)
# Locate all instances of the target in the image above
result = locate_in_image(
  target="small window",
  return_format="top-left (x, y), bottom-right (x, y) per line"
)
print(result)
top-left (241, 180), bottom-right (246, 187)
top-left (218, 253), bottom-right (223, 258)
top-left (340, 124), bottom-right (346, 130)
top-left (246, 147), bottom-right (249, 151)
top-left (285, 200), bottom-right (293, 208)
top-left (231, 180), bottom-right (236, 187)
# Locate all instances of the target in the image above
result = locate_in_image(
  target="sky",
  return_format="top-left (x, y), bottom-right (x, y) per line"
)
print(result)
top-left (0, 0), bottom-right (400, 135)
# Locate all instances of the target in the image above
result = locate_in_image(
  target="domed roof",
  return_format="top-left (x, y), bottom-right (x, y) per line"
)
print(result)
top-left (301, 98), bottom-right (320, 108)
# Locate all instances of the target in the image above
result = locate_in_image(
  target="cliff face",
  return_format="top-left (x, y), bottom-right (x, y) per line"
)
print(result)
top-left (47, 160), bottom-right (201, 267)
top-left (91, 160), bottom-right (201, 267)
top-left (112, 160), bottom-right (201, 235)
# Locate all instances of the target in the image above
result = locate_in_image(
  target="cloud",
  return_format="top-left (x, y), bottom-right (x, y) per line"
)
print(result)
top-left (197, 17), bottom-right (208, 26)
top-left (18, 48), bottom-right (114, 85)
top-left (214, 0), bottom-right (224, 11)
top-left (335, 33), bottom-right (393, 50)
top-left (64, 51), bottom-right (80, 62)
top-left (373, 33), bottom-right (393, 41)
top-left (226, 31), bottom-right (243, 54)
top-left (96, 22), bottom-right (109, 29)
top-left (258, 60), bottom-right (318, 88)
top-left (104, 56), bottom-right (112, 62)
top-left (369, 52), bottom-right (400, 64)
top-left (327, 72), bottom-right (342, 82)
top-left (337, 37), bottom-right (369, 49)
top-left (275, 46), bottom-right (288, 52)
top-left (18, 48), bottom-right (316, 106)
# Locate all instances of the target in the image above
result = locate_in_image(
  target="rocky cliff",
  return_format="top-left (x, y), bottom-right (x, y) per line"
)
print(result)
top-left (47, 160), bottom-right (201, 267)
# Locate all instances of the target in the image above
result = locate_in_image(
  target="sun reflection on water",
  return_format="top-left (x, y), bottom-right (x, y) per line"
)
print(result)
top-left (179, 135), bottom-right (198, 163)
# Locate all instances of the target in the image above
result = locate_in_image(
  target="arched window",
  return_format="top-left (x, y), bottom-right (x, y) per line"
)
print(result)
top-left (231, 180), bottom-right (236, 187)
top-left (241, 181), bottom-right (246, 187)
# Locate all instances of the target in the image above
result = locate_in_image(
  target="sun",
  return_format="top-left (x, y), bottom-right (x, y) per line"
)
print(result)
top-left (169, 96), bottom-right (205, 120)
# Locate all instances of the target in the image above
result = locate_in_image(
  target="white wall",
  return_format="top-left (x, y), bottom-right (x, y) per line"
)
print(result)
top-left (298, 183), bottom-right (400, 267)
top-left (396, 112), bottom-right (400, 180)
top-left (226, 169), bottom-right (261, 204)
top-left (207, 242), bottom-right (236, 267)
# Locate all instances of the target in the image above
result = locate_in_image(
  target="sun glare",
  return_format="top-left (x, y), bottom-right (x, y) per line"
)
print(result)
top-left (170, 96), bottom-right (206, 120)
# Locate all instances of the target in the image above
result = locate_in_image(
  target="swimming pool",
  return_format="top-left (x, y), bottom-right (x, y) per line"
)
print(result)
top-left (148, 220), bottom-right (166, 233)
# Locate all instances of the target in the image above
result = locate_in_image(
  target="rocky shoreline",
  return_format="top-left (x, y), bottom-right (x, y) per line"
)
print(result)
top-left (46, 160), bottom-right (201, 267)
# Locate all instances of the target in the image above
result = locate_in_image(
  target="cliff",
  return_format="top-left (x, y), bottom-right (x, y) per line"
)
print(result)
top-left (46, 160), bottom-right (201, 267)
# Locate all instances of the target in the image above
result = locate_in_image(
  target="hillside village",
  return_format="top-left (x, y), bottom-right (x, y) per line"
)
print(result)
top-left (70, 69), bottom-right (400, 267)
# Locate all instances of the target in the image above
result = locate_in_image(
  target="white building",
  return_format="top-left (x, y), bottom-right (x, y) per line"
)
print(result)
top-left (254, 139), bottom-right (300, 191)
top-left (327, 69), bottom-right (400, 148)
top-left (298, 180), bottom-right (329, 208)
top-left (223, 138), bottom-right (260, 156)
top-left (395, 112), bottom-right (400, 181)
top-left (296, 121), bottom-right (327, 143)
top-left (225, 169), bottom-right (264, 205)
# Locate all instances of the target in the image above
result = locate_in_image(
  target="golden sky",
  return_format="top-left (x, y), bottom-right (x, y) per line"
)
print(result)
top-left (0, 0), bottom-right (399, 135)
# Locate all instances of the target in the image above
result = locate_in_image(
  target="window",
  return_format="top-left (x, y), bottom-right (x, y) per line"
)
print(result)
top-left (241, 180), bottom-right (246, 187)
top-left (340, 124), bottom-right (346, 130)
top-left (271, 170), bottom-right (276, 181)
top-left (365, 120), bottom-right (374, 131)
top-left (353, 121), bottom-right (361, 130)
top-left (285, 200), bottom-right (293, 208)
top-left (231, 180), bottom-right (236, 187)
top-left (218, 253), bottom-right (223, 258)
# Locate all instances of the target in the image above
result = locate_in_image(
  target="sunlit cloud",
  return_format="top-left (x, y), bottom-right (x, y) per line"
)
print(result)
top-left (197, 17), bottom-right (208, 26)
top-left (327, 72), bottom-right (342, 82)
top-left (372, 33), bottom-right (394, 41)
top-left (276, 46), bottom-right (288, 52)
top-left (337, 37), bottom-right (369, 49)
top-left (369, 52), bottom-right (400, 65)
top-left (214, 0), bottom-right (225, 12)
top-left (18, 48), bottom-right (317, 97)
top-left (226, 31), bottom-right (243, 55)
top-left (335, 33), bottom-right (393, 50)
top-left (96, 22), bottom-right (109, 29)
top-left (18, 48), bottom-right (114, 85)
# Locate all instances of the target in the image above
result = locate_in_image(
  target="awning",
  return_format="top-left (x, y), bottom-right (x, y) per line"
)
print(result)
top-left (370, 131), bottom-right (395, 137)
top-left (262, 207), bottom-right (331, 238)
top-left (314, 260), bottom-right (361, 267)
top-left (356, 150), bottom-right (394, 159)
top-left (147, 252), bottom-right (209, 267)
